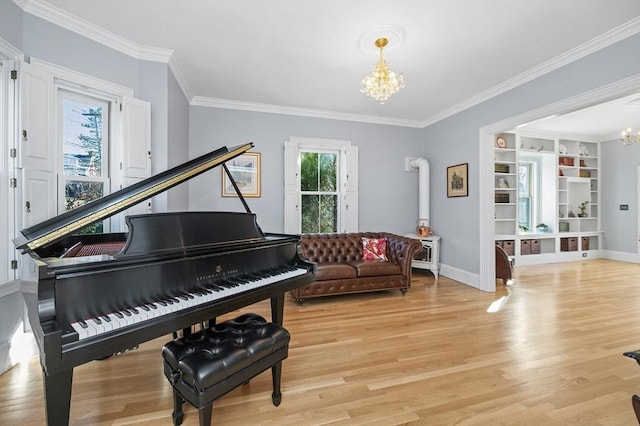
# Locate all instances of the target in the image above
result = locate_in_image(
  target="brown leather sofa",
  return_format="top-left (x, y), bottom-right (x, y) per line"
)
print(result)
top-left (292, 232), bottom-right (423, 303)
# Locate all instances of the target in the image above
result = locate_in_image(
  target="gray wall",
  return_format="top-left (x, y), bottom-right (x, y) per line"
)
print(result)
top-left (188, 107), bottom-right (425, 235)
top-left (188, 34), bottom-right (640, 277)
top-left (421, 33), bottom-right (640, 275)
top-left (0, 1), bottom-right (23, 50)
top-left (601, 139), bottom-right (640, 254)
top-left (1, 0), bottom-right (638, 279)
top-left (21, 12), bottom-right (138, 90)
top-left (4, 5), bottom-right (178, 199)
top-left (167, 70), bottom-right (190, 211)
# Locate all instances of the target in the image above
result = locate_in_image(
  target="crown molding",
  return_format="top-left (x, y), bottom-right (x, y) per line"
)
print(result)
top-left (190, 96), bottom-right (424, 128)
top-left (481, 74), bottom-right (640, 135)
top-left (168, 56), bottom-right (193, 102)
top-left (15, 1), bottom-right (640, 128)
top-left (16, 0), bottom-right (194, 100)
top-left (0, 37), bottom-right (23, 60)
top-left (420, 16), bottom-right (640, 128)
top-left (15, 0), bottom-right (173, 63)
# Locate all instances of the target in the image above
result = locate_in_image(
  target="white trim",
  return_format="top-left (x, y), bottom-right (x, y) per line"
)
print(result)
top-left (16, 0), bottom-right (173, 63)
top-left (191, 96), bottom-right (424, 128)
top-left (0, 280), bottom-right (21, 298)
top-left (0, 38), bottom-right (23, 61)
top-left (601, 250), bottom-right (640, 264)
top-left (420, 17), bottom-right (640, 128)
top-left (16, 0), bottom-right (192, 102)
top-left (168, 56), bottom-right (193, 102)
top-left (194, 16), bottom-right (640, 127)
top-left (30, 57), bottom-right (134, 98)
top-left (478, 127), bottom-right (495, 293)
top-left (15, 0), bottom-right (639, 127)
top-left (289, 136), bottom-right (352, 149)
top-left (283, 137), bottom-right (358, 234)
top-left (479, 75), bottom-right (640, 291)
top-left (439, 263), bottom-right (479, 289)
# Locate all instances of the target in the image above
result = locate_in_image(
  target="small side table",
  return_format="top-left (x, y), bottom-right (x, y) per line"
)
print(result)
top-left (407, 234), bottom-right (441, 279)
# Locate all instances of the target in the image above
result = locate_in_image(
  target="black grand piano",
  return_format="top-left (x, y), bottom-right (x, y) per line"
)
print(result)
top-left (13, 142), bottom-right (316, 426)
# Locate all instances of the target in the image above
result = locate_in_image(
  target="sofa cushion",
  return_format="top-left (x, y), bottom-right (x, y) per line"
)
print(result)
top-left (362, 237), bottom-right (387, 260)
top-left (314, 262), bottom-right (358, 281)
top-left (348, 260), bottom-right (401, 277)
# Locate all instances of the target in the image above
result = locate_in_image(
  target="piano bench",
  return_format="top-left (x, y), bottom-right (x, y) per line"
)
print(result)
top-left (161, 313), bottom-right (290, 426)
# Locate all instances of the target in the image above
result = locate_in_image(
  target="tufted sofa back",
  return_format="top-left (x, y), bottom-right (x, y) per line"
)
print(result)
top-left (298, 232), bottom-right (421, 265)
top-left (299, 233), bottom-right (364, 263)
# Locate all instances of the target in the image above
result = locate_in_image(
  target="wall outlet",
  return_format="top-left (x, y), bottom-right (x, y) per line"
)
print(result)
top-left (582, 252), bottom-right (588, 257)
top-left (620, 204), bottom-right (629, 210)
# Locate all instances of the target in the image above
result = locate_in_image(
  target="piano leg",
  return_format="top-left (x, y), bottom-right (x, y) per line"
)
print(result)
top-left (42, 368), bottom-right (73, 426)
top-left (270, 294), bottom-right (285, 326)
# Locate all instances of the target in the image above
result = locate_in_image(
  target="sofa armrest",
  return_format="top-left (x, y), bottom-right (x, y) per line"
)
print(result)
top-left (381, 233), bottom-right (423, 281)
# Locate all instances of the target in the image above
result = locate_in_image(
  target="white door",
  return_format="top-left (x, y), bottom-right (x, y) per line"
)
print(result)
top-left (19, 61), bottom-right (55, 173)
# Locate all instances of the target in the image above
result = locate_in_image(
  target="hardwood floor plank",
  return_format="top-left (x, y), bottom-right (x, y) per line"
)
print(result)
top-left (0, 259), bottom-right (639, 425)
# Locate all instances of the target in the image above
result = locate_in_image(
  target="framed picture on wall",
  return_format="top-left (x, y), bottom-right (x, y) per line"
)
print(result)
top-left (447, 163), bottom-right (468, 197)
top-left (221, 152), bottom-right (261, 197)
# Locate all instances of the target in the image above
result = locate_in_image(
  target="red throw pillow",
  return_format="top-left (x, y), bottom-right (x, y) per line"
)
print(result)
top-left (362, 237), bottom-right (387, 261)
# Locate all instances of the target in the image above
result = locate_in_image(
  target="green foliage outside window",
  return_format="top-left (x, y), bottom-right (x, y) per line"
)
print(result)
top-left (300, 152), bottom-right (338, 233)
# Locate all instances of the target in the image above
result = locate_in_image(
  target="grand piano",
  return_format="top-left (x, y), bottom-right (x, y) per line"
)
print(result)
top-left (13, 142), bottom-right (316, 426)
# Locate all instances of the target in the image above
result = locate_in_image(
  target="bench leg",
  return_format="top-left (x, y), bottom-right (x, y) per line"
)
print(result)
top-left (271, 361), bottom-right (283, 406)
top-left (199, 403), bottom-right (213, 426)
top-left (172, 390), bottom-right (184, 425)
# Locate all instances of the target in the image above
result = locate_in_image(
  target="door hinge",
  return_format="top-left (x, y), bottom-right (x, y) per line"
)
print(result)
top-left (120, 103), bottom-right (122, 111)
top-left (9, 148), bottom-right (16, 158)
top-left (11, 260), bottom-right (18, 270)
top-left (9, 178), bottom-right (17, 188)
top-left (10, 70), bottom-right (17, 80)
top-left (22, 130), bottom-right (28, 141)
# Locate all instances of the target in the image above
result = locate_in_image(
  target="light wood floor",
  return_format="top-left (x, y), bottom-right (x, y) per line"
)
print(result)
top-left (1, 259), bottom-right (639, 425)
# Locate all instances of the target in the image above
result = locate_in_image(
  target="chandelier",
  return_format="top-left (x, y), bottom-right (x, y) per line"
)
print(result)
top-left (360, 37), bottom-right (405, 104)
top-left (621, 128), bottom-right (640, 145)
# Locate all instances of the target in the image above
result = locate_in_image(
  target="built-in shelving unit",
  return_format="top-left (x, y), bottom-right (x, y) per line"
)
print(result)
top-left (493, 131), bottom-right (601, 265)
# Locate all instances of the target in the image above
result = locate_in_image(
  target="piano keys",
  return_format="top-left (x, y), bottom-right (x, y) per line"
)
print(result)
top-left (14, 143), bottom-right (316, 426)
top-left (69, 264), bottom-right (308, 341)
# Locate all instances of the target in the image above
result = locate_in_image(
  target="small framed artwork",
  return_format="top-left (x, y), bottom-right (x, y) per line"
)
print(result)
top-left (222, 152), bottom-right (261, 197)
top-left (447, 163), bottom-right (469, 198)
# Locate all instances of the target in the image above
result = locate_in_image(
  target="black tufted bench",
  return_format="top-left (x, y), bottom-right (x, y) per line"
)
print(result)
top-left (162, 313), bottom-right (291, 426)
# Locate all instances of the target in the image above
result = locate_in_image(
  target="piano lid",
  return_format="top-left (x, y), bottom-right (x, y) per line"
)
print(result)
top-left (14, 143), bottom-right (254, 253)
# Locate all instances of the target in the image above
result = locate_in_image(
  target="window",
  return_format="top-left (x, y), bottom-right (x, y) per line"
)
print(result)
top-left (284, 137), bottom-right (358, 234)
top-left (59, 90), bottom-right (110, 233)
top-left (518, 162), bottom-right (533, 232)
top-left (300, 151), bottom-right (338, 233)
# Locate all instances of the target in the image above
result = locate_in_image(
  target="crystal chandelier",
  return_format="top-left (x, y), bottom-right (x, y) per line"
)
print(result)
top-left (360, 38), bottom-right (405, 104)
top-left (621, 128), bottom-right (640, 145)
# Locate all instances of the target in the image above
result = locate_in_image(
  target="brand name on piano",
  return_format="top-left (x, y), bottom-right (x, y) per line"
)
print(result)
top-left (196, 265), bottom-right (240, 282)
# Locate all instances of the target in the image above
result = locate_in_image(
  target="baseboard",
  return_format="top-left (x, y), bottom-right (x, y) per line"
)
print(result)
top-left (0, 341), bottom-right (11, 376)
top-left (439, 263), bottom-right (483, 291)
top-left (601, 250), bottom-right (640, 264)
top-left (0, 280), bottom-right (21, 299)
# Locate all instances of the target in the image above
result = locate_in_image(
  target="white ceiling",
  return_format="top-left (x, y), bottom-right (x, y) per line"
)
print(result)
top-left (517, 92), bottom-right (640, 140)
top-left (23, 0), bottom-right (640, 132)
